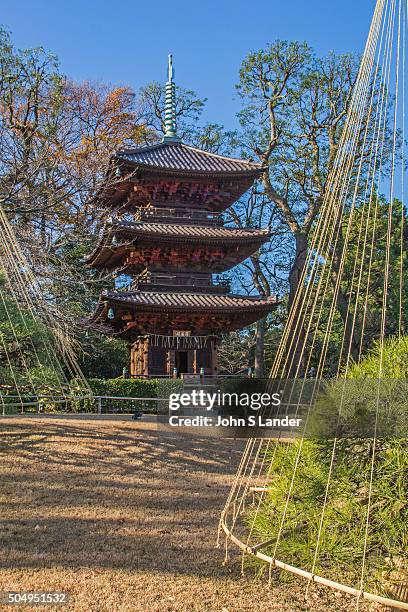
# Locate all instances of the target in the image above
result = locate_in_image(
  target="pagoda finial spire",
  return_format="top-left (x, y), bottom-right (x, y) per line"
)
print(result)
top-left (168, 53), bottom-right (174, 82)
top-left (163, 53), bottom-right (181, 142)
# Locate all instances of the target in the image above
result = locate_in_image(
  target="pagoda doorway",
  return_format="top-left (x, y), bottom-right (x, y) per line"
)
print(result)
top-left (175, 351), bottom-right (188, 375)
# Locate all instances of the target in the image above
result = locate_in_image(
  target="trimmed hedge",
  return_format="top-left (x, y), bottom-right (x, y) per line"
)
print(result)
top-left (88, 377), bottom-right (160, 399)
top-left (71, 377), bottom-right (183, 413)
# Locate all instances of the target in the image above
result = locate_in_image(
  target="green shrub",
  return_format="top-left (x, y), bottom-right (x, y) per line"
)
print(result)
top-left (348, 335), bottom-right (408, 378)
top-left (248, 336), bottom-right (408, 593)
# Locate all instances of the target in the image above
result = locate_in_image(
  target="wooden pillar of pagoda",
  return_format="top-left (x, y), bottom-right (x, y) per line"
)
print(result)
top-left (130, 337), bottom-right (150, 377)
top-left (168, 349), bottom-right (175, 376)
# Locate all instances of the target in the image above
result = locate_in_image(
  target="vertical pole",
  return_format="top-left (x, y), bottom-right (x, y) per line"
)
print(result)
top-left (144, 337), bottom-right (150, 378)
top-left (169, 349), bottom-right (176, 377)
top-left (130, 341), bottom-right (136, 377)
top-left (166, 347), bottom-right (170, 377)
top-left (97, 397), bottom-right (102, 415)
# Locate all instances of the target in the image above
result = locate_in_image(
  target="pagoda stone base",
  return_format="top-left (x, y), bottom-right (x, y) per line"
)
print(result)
top-left (130, 336), bottom-right (217, 377)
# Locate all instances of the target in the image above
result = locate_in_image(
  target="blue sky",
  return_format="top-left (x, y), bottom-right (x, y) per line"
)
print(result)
top-left (2, 0), bottom-right (375, 129)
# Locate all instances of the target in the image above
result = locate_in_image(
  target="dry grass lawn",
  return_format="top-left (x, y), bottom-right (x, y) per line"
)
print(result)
top-left (0, 417), bottom-right (370, 611)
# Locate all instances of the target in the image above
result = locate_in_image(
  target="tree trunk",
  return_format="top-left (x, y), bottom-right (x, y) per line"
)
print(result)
top-left (284, 232), bottom-right (308, 377)
top-left (254, 316), bottom-right (266, 377)
top-left (288, 231), bottom-right (308, 310)
top-left (327, 219), bottom-right (360, 362)
top-left (330, 256), bottom-right (360, 363)
top-left (333, 277), bottom-right (360, 362)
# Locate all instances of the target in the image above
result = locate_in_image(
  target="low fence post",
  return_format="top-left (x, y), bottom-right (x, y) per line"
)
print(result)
top-left (97, 396), bottom-right (102, 415)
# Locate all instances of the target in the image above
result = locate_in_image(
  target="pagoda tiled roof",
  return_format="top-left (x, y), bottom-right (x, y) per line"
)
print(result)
top-left (108, 219), bottom-right (270, 242)
top-left (100, 289), bottom-right (277, 313)
top-left (116, 141), bottom-right (264, 176)
top-left (84, 219), bottom-right (271, 268)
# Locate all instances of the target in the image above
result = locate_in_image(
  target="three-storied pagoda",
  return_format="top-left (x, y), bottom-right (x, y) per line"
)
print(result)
top-left (88, 56), bottom-right (278, 377)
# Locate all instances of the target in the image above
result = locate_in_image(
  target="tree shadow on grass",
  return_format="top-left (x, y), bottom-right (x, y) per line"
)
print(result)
top-left (0, 419), bottom-right (243, 474)
top-left (0, 419), bottom-right (245, 579)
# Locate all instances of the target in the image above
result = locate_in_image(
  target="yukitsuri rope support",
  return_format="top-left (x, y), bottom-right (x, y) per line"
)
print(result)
top-left (219, 512), bottom-right (408, 610)
top-left (0, 203), bottom-right (92, 413)
top-left (220, 0), bottom-right (408, 608)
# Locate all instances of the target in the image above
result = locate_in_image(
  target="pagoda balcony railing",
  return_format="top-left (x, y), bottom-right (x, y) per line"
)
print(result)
top-left (132, 207), bottom-right (224, 226)
top-left (129, 271), bottom-right (231, 294)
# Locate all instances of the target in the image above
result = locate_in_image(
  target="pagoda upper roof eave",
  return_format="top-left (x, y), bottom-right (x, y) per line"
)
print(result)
top-left (115, 157), bottom-right (266, 180)
top-left (113, 140), bottom-right (267, 179)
